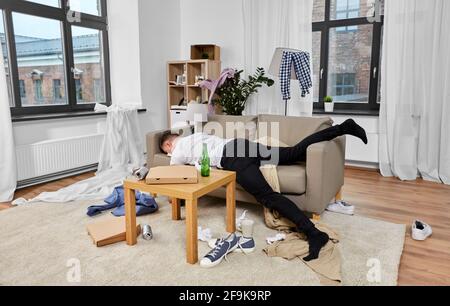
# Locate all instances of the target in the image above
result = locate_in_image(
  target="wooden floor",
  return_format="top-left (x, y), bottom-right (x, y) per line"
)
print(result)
top-left (1, 168), bottom-right (449, 286)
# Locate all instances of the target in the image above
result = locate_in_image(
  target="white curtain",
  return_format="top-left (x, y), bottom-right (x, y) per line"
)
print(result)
top-left (0, 56), bottom-right (17, 202)
top-left (242, 0), bottom-right (313, 117)
top-left (13, 105), bottom-right (144, 205)
top-left (379, 0), bottom-right (450, 184)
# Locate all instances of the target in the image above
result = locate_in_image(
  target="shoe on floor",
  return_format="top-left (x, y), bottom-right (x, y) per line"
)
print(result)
top-left (412, 220), bottom-right (432, 241)
top-left (208, 235), bottom-right (256, 254)
top-left (200, 233), bottom-right (239, 268)
top-left (326, 201), bottom-right (355, 216)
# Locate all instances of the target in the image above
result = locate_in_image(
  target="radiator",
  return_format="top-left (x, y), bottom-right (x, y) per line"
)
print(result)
top-left (16, 134), bottom-right (104, 181)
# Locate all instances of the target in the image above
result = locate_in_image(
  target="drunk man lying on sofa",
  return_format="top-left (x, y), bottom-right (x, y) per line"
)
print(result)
top-left (160, 119), bottom-right (367, 265)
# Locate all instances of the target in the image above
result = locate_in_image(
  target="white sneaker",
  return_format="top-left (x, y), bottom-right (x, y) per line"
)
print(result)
top-left (326, 201), bottom-right (355, 216)
top-left (412, 220), bottom-right (432, 241)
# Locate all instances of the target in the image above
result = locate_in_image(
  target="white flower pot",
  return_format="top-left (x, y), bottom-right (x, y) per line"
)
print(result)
top-left (324, 103), bottom-right (334, 113)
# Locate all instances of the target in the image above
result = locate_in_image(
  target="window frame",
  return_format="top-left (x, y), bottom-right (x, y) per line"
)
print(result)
top-left (0, 0), bottom-right (111, 116)
top-left (313, 0), bottom-right (383, 112)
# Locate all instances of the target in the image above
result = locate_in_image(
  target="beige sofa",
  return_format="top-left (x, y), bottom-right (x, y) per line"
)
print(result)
top-left (146, 114), bottom-right (346, 215)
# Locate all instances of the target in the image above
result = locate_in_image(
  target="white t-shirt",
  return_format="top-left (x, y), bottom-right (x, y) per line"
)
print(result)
top-left (170, 133), bottom-right (231, 168)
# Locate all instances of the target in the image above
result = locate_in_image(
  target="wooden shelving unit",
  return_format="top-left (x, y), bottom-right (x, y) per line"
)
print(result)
top-left (167, 59), bottom-right (221, 127)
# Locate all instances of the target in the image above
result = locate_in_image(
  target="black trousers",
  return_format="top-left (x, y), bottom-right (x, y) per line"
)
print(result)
top-left (220, 125), bottom-right (344, 233)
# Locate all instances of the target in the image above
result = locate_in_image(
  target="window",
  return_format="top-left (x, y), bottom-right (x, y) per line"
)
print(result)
top-left (0, 0), bottom-right (111, 116)
top-left (331, 73), bottom-right (356, 97)
top-left (34, 79), bottom-right (43, 102)
top-left (19, 80), bottom-right (26, 98)
top-left (334, 0), bottom-right (359, 32)
top-left (0, 9), bottom-right (13, 107)
top-left (75, 78), bottom-right (82, 101)
top-left (72, 26), bottom-right (106, 104)
top-left (94, 78), bottom-right (104, 102)
top-left (53, 79), bottom-right (62, 101)
top-left (313, 0), bottom-right (383, 112)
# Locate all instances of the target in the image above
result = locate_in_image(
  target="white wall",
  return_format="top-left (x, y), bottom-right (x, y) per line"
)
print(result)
top-left (108, 0), bottom-right (142, 107)
top-left (138, 0), bottom-right (181, 133)
top-left (180, 0), bottom-right (245, 70)
top-left (319, 115), bottom-right (380, 168)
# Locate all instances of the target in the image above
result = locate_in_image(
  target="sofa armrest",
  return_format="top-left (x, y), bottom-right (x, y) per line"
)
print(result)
top-left (146, 125), bottom-right (194, 167)
top-left (304, 136), bottom-right (346, 214)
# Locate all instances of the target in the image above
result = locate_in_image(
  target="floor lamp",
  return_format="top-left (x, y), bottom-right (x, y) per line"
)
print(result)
top-left (269, 47), bottom-right (303, 116)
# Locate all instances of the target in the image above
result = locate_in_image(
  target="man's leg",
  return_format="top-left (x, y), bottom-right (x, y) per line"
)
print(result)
top-left (222, 157), bottom-right (329, 261)
top-left (278, 119), bottom-right (368, 165)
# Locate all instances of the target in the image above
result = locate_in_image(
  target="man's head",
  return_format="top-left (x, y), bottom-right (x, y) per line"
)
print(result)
top-left (160, 131), bottom-right (180, 154)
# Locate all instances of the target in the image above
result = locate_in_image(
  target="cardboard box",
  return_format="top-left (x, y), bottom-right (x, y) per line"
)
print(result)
top-left (87, 217), bottom-right (141, 247)
top-left (146, 166), bottom-right (199, 185)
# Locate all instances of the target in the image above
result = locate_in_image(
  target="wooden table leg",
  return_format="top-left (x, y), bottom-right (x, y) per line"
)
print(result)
top-left (335, 188), bottom-right (343, 202)
top-left (185, 198), bottom-right (198, 264)
top-left (172, 198), bottom-right (181, 221)
top-left (226, 180), bottom-right (236, 233)
top-left (125, 187), bottom-right (137, 246)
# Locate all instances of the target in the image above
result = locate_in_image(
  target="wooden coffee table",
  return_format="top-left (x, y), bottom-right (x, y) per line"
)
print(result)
top-left (123, 169), bottom-right (236, 264)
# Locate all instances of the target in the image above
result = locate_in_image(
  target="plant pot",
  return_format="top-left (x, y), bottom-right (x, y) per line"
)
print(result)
top-left (324, 102), bottom-right (334, 113)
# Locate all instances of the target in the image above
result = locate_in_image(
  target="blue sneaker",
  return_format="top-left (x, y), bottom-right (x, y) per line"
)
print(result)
top-left (200, 233), bottom-right (239, 268)
top-left (235, 236), bottom-right (256, 254)
top-left (208, 236), bottom-right (256, 254)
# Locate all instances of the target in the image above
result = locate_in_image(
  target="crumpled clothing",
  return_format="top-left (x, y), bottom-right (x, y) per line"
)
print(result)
top-left (259, 163), bottom-right (342, 284)
top-left (87, 186), bottom-right (158, 217)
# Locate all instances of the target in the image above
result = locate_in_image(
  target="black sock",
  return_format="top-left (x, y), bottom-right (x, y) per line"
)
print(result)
top-left (303, 229), bottom-right (330, 262)
top-left (340, 119), bottom-right (368, 144)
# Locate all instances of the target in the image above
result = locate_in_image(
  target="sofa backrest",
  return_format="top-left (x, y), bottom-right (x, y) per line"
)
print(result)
top-left (203, 114), bottom-right (333, 145)
top-left (205, 114), bottom-right (258, 141)
top-left (258, 114), bottom-right (333, 146)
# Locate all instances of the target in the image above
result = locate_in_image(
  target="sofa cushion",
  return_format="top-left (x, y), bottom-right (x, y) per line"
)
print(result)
top-left (153, 153), bottom-right (171, 167)
top-left (205, 114), bottom-right (258, 141)
top-left (258, 115), bottom-right (333, 146)
top-left (236, 164), bottom-right (306, 195)
top-left (277, 164), bottom-right (306, 194)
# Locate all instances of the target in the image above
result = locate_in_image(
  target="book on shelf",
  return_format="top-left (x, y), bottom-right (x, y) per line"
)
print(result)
top-left (170, 105), bottom-right (188, 111)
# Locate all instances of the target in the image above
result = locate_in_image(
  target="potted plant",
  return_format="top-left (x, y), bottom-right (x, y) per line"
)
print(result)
top-left (324, 95), bottom-right (334, 113)
top-left (213, 68), bottom-right (274, 116)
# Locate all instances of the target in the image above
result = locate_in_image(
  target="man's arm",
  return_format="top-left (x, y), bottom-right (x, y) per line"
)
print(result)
top-left (170, 154), bottom-right (187, 166)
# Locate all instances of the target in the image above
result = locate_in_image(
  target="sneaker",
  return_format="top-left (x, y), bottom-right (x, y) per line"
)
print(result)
top-left (200, 234), bottom-right (239, 268)
top-left (208, 235), bottom-right (256, 254)
top-left (235, 236), bottom-right (256, 254)
top-left (326, 201), bottom-right (355, 216)
top-left (412, 220), bottom-right (432, 241)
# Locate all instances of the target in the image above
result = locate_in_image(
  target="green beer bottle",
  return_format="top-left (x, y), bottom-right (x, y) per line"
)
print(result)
top-left (201, 143), bottom-right (211, 177)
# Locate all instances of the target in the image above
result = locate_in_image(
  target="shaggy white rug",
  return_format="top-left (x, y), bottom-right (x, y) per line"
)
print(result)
top-left (0, 197), bottom-right (405, 286)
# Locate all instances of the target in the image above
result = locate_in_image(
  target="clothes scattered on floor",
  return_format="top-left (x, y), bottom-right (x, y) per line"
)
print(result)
top-left (264, 209), bottom-right (342, 283)
top-left (279, 50), bottom-right (312, 99)
top-left (198, 227), bottom-right (213, 242)
top-left (266, 233), bottom-right (287, 245)
top-left (259, 164), bottom-right (342, 284)
top-left (87, 186), bottom-right (158, 217)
